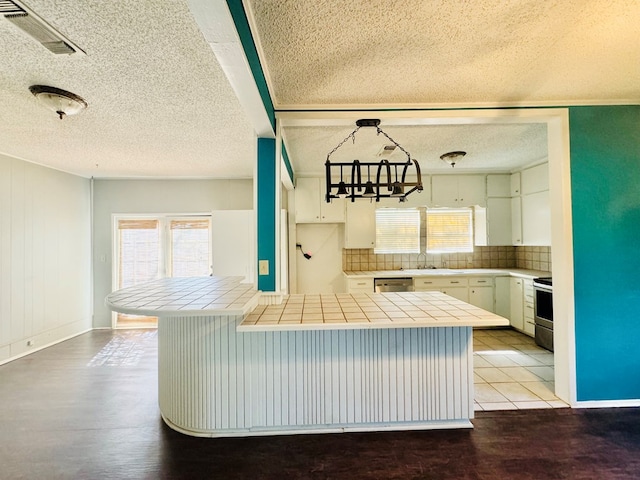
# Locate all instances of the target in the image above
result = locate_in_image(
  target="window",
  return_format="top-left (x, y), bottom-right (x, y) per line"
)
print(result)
top-left (114, 215), bottom-right (212, 328)
top-left (374, 208), bottom-right (420, 254)
top-left (426, 208), bottom-right (473, 254)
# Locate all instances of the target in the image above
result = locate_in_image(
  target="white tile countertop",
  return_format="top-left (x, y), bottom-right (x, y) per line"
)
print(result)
top-left (344, 268), bottom-right (550, 279)
top-left (105, 276), bottom-right (261, 317)
top-left (237, 291), bottom-right (509, 332)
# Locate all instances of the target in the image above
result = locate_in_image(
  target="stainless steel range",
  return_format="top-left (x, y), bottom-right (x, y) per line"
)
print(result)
top-left (533, 277), bottom-right (553, 351)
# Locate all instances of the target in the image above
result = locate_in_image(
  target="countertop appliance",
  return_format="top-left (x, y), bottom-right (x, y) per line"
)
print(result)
top-left (533, 277), bottom-right (553, 351)
top-left (374, 277), bottom-right (414, 293)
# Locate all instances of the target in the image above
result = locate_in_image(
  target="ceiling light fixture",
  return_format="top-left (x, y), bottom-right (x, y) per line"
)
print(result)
top-left (440, 151), bottom-right (466, 168)
top-left (29, 85), bottom-right (87, 119)
top-left (325, 119), bottom-right (423, 203)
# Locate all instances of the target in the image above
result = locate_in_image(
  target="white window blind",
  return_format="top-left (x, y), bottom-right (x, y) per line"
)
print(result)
top-left (170, 219), bottom-right (211, 277)
top-left (426, 208), bottom-right (473, 253)
top-left (117, 219), bottom-right (160, 289)
top-left (374, 208), bottom-right (420, 254)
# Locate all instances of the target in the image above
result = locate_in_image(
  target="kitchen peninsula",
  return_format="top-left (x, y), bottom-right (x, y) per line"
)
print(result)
top-left (106, 276), bottom-right (508, 437)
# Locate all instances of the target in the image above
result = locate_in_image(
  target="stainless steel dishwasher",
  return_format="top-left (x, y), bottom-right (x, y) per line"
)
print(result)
top-left (374, 277), bottom-right (414, 292)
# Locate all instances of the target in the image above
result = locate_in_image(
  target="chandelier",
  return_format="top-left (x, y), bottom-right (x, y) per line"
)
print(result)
top-left (325, 119), bottom-right (423, 203)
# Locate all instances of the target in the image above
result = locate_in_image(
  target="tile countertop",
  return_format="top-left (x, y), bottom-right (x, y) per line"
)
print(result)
top-left (237, 291), bottom-right (509, 332)
top-left (105, 276), bottom-right (261, 317)
top-left (344, 268), bottom-right (550, 279)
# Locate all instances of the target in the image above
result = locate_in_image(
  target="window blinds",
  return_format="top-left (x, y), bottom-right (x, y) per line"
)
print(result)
top-left (374, 208), bottom-right (421, 254)
top-left (117, 219), bottom-right (160, 289)
top-left (426, 208), bottom-right (473, 253)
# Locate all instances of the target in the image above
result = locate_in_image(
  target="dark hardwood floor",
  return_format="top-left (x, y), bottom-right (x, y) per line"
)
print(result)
top-left (1, 329), bottom-right (639, 480)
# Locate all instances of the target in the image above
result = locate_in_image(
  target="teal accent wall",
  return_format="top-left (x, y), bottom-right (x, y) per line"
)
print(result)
top-left (282, 144), bottom-right (294, 184)
top-left (570, 105), bottom-right (640, 401)
top-left (257, 138), bottom-right (276, 291)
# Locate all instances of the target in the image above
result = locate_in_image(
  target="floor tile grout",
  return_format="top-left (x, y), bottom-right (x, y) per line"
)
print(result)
top-left (473, 328), bottom-right (567, 411)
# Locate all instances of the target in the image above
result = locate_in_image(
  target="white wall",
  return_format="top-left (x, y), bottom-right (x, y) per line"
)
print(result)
top-left (92, 179), bottom-right (253, 327)
top-left (0, 154), bottom-right (92, 362)
top-left (295, 223), bottom-right (345, 293)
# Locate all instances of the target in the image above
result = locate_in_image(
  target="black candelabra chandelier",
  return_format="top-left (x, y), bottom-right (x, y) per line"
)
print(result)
top-left (325, 119), bottom-right (423, 203)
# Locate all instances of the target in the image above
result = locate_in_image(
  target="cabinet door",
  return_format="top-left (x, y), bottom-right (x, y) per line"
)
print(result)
top-left (486, 198), bottom-right (512, 246)
top-left (344, 201), bottom-right (376, 248)
top-left (431, 176), bottom-right (459, 207)
top-left (494, 276), bottom-right (511, 319)
top-left (521, 163), bottom-right (549, 195)
top-left (510, 172), bottom-right (521, 196)
top-left (457, 175), bottom-right (486, 206)
top-left (511, 196), bottom-right (522, 245)
top-left (487, 174), bottom-right (510, 197)
top-left (440, 286), bottom-right (469, 302)
top-left (295, 177), bottom-right (321, 222)
top-left (509, 277), bottom-right (524, 331)
top-left (522, 190), bottom-right (551, 246)
top-left (469, 286), bottom-right (494, 312)
top-left (321, 197), bottom-right (345, 222)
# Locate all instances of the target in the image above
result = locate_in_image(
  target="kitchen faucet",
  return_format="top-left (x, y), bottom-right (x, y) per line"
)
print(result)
top-left (416, 252), bottom-right (427, 269)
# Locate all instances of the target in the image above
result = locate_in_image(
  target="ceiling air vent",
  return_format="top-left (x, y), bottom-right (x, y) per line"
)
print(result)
top-left (377, 145), bottom-right (397, 157)
top-left (2, 0), bottom-right (84, 55)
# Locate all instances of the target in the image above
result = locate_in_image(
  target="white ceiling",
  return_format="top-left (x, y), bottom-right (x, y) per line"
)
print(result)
top-left (0, 0), bottom-right (637, 179)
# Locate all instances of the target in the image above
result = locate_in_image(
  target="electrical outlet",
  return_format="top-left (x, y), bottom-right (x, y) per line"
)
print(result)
top-left (258, 260), bottom-right (269, 275)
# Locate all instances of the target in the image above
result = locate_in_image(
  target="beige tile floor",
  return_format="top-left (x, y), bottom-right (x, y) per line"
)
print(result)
top-left (473, 328), bottom-right (569, 411)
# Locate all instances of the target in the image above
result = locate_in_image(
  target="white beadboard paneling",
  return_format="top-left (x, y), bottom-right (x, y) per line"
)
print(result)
top-left (0, 154), bottom-right (91, 355)
top-left (158, 314), bottom-right (474, 437)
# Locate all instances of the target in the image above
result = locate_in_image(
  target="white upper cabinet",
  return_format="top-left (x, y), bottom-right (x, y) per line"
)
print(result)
top-left (295, 177), bottom-right (345, 223)
top-left (510, 172), bottom-right (521, 196)
top-left (431, 175), bottom-right (486, 207)
top-left (487, 174), bottom-right (510, 197)
top-left (486, 198), bottom-right (512, 245)
top-left (511, 196), bottom-right (522, 245)
top-left (521, 163), bottom-right (549, 194)
top-left (522, 190), bottom-right (551, 246)
top-left (344, 200), bottom-right (376, 248)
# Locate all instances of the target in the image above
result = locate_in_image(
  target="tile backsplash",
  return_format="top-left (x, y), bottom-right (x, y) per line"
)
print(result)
top-left (343, 246), bottom-right (551, 272)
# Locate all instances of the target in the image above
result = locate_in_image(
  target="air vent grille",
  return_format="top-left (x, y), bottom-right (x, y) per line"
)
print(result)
top-left (2, 0), bottom-right (83, 55)
top-left (0, 0), bottom-right (23, 14)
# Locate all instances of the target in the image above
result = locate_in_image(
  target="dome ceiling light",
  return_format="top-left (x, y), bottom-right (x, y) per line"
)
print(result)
top-left (440, 151), bottom-right (467, 168)
top-left (325, 119), bottom-right (423, 203)
top-left (29, 85), bottom-right (88, 120)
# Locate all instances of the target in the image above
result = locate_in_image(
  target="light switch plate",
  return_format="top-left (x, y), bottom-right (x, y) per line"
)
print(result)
top-left (258, 260), bottom-right (269, 275)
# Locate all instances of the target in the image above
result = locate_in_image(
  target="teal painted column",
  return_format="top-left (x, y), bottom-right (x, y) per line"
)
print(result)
top-left (570, 105), bottom-right (640, 401)
top-left (257, 138), bottom-right (277, 291)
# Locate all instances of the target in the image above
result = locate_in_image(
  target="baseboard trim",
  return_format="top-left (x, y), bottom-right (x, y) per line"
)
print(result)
top-left (0, 327), bottom-right (93, 366)
top-left (575, 399), bottom-right (640, 409)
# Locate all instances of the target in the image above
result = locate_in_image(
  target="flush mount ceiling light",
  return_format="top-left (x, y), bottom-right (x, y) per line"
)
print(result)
top-left (29, 85), bottom-right (87, 119)
top-left (325, 119), bottom-right (423, 203)
top-left (440, 151), bottom-right (467, 168)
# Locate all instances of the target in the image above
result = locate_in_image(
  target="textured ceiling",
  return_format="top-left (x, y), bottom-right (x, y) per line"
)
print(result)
top-left (282, 121), bottom-right (548, 177)
top-left (0, 0), bottom-right (256, 178)
top-left (1, 1), bottom-right (637, 179)
top-left (246, 0), bottom-right (640, 109)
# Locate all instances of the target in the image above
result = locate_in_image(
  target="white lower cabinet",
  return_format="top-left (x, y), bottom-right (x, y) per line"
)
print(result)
top-left (346, 277), bottom-right (374, 293)
top-left (468, 277), bottom-right (494, 312)
top-left (510, 277), bottom-right (524, 332)
top-left (494, 276), bottom-right (511, 319)
top-left (414, 277), bottom-right (470, 303)
top-left (523, 278), bottom-right (535, 336)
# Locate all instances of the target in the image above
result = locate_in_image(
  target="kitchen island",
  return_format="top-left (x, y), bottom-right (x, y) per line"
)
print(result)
top-left (106, 276), bottom-right (508, 437)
